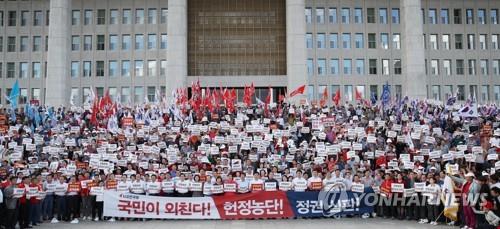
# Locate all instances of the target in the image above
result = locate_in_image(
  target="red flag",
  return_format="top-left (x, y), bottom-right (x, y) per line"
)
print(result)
top-left (355, 87), bottom-right (363, 101)
top-left (319, 87), bottom-right (328, 107)
top-left (332, 88), bottom-right (341, 106)
top-left (289, 85), bottom-right (305, 97)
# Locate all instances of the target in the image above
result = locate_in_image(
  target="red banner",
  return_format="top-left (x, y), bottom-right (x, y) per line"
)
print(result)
top-left (212, 191), bottom-right (294, 219)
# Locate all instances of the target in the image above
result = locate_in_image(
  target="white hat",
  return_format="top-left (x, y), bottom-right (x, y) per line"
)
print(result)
top-left (201, 117), bottom-right (208, 122)
top-left (465, 172), bottom-right (475, 178)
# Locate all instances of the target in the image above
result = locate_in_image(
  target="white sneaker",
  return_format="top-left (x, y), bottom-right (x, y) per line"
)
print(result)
top-left (71, 219), bottom-right (79, 224)
top-left (421, 219), bottom-right (429, 223)
top-left (431, 222), bottom-right (438, 226)
top-left (94, 217), bottom-right (99, 222)
top-left (460, 226), bottom-right (469, 229)
top-left (83, 216), bottom-right (87, 220)
top-left (108, 218), bottom-right (116, 222)
top-left (371, 212), bottom-right (377, 218)
top-left (51, 218), bottom-right (59, 223)
top-left (361, 213), bottom-right (370, 219)
top-left (447, 221), bottom-right (456, 226)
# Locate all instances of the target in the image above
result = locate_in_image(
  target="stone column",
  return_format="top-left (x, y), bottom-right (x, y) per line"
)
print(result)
top-left (166, 0), bottom-right (188, 104)
top-left (45, 0), bottom-right (71, 106)
top-left (286, 0), bottom-right (308, 104)
top-left (401, 0), bottom-right (427, 99)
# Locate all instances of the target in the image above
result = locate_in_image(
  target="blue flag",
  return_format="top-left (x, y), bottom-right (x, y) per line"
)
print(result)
top-left (381, 82), bottom-right (391, 106)
top-left (7, 80), bottom-right (20, 109)
top-left (370, 92), bottom-right (377, 105)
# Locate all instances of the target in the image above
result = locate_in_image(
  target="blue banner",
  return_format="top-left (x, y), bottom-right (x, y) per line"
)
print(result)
top-left (286, 188), bottom-right (375, 218)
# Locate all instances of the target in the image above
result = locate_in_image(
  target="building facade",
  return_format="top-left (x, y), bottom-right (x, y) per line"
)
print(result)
top-left (0, 0), bottom-right (498, 106)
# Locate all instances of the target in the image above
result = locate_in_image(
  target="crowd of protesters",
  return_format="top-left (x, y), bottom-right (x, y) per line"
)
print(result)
top-left (0, 97), bottom-right (499, 229)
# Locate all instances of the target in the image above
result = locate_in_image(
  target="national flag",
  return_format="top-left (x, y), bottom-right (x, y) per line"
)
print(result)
top-left (381, 82), bottom-right (391, 106)
top-left (332, 88), bottom-right (341, 106)
top-left (319, 87), bottom-right (328, 107)
top-left (355, 87), bottom-right (363, 101)
top-left (6, 80), bottom-right (20, 109)
top-left (289, 85), bottom-right (306, 97)
top-left (370, 92), bottom-right (377, 105)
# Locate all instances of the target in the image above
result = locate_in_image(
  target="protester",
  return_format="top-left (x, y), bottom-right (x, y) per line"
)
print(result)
top-left (0, 90), bottom-right (498, 227)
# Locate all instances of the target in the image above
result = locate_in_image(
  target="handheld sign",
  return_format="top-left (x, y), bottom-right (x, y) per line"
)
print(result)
top-left (391, 183), bottom-right (404, 193)
top-left (223, 183), bottom-right (237, 192)
top-left (351, 183), bottom-right (364, 193)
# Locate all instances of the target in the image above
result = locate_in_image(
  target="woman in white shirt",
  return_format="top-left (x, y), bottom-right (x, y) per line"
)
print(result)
top-left (425, 177), bottom-right (441, 225)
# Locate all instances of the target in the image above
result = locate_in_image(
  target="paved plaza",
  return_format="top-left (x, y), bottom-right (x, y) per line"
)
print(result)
top-left (36, 218), bottom-right (448, 229)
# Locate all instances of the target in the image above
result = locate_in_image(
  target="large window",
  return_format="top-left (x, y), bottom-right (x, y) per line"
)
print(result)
top-left (20, 11), bottom-right (28, 26)
top-left (8, 11), bottom-right (16, 26)
top-left (480, 59), bottom-right (488, 75)
top-left (109, 61), bottom-right (118, 77)
top-left (394, 60), bottom-right (401, 75)
top-left (19, 62), bottom-right (28, 78)
top-left (135, 34), bottom-right (144, 50)
top-left (342, 33), bottom-right (351, 49)
top-left (83, 35), bottom-right (92, 50)
top-left (328, 8), bottom-right (337, 24)
top-left (121, 87), bottom-right (130, 104)
top-left (72, 10), bottom-right (80, 25)
top-left (443, 60), bottom-right (451, 75)
top-left (368, 33), bottom-right (376, 49)
top-left (110, 10), bottom-right (118, 24)
top-left (391, 8), bottom-right (399, 24)
top-left (343, 59), bottom-right (351, 75)
top-left (122, 35), bottom-right (131, 50)
top-left (7, 63), bottom-right (15, 78)
top-left (454, 9), bottom-right (462, 24)
top-left (317, 33), bottom-right (325, 49)
top-left (96, 61), bottom-right (105, 77)
top-left (20, 36), bottom-right (28, 52)
top-left (306, 33), bottom-right (312, 49)
top-left (148, 60), bottom-right (156, 76)
top-left (148, 8), bottom-right (157, 24)
top-left (97, 9), bottom-right (106, 25)
top-left (441, 9), bottom-right (449, 24)
top-left (148, 34), bottom-right (157, 49)
top-left (442, 34), bottom-right (450, 50)
top-left (109, 35), bottom-right (118, 50)
top-left (122, 60), bottom-right (130, 77)
top-left (479, 34), bottom-right (487, 49)
top-left (305, 8), bottom-right (312, 24)
top-left (135, 60), bottom-right (144, 77)
top-left (7, 36), bottom-right (15, 52)
top-left (84, 10), bottom-right (92, 25)
top-left (330, 59), bottom-right (339, 75)
top-left (341, 8), bottom-right (350, 24)
top-left (467, 34), bottom-right (475, 49)
top-left (160, 34), bottom-right (168, 49)
top-left (329, 33), bottom-right (338, 48)
top-left (134, 87), bottom-right (144, 103)
top-left (188, 0), bottom-right (286, 76)
top-left (492, 9), bottom-right (498, 24)
top-left (381, 33), bottom-right (389, 49)
top-left (316, 8), bottom-right (325, 24)
top-left (466, 9), bottom-right (474, 24)
top-left (379, 8), bottom-right (387, 24)
top-left (317, 59), bottom-right (326, 75)
top-left (355, 33), bottom-right (364, 48)
top-left (136, 9), bottom-right (145, 24)
top-left (123, 9), bottom-right (131, 24)
top-left (430, 59), bottom-right (439, 75)
top-left (354, 8), bottom-right (362, 23)
top-left (161, 8), bottom-right (168, 24)
top-left (493, 60), bottom-right (500, 75)
top-left (369, 59), bottom-right (377, 74)
top-left (97, 35), bottom-right (105, 50)
top-left (393, 34), bottom-right (401, 49)
top-left (356, 59), bottom-right (364, 75)
top-left (367, 8), bottom-right (375, 23)
top-left (32, 62), bottom-right (41, 78)
top-left (429, 9), bottom-right (437, 24)
top-left (478, 9), bottom-right (486, 24)
top-left (456, 59), bottom-right (464, 75)
top-left (382, 59), bottom-right (389, 75)
top-left (430, 34), bottom-right (438, 50)
top-left (71, 61), bottom-right (79, 77)
top-left (33, 36), bottom-right (41, 52)
top-left (492, 35), bottom-right (498, 49)
top-left (455, 34), bottom-right (463, 49)
top-left (468, 59), bottom-right (476, 75)
top-left (83, 61), bottom-right (92, 77)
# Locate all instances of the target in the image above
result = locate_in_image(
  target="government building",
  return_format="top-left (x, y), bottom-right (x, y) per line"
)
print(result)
top-left (0, 0), bottom-right (499, 106)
